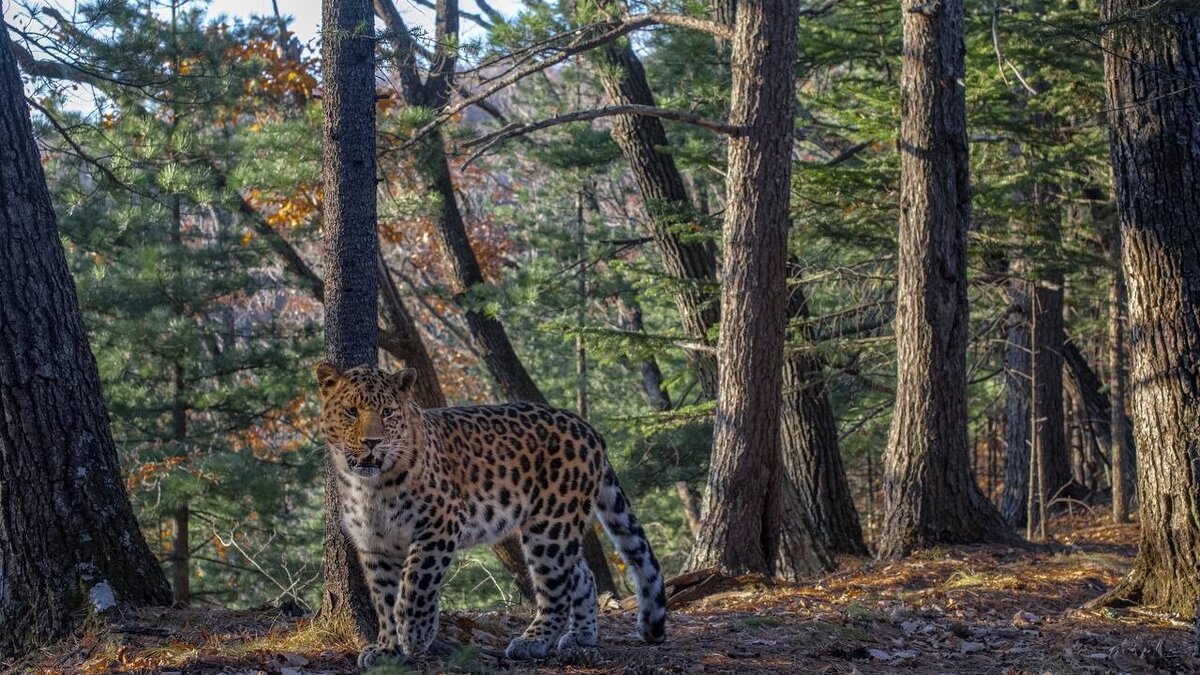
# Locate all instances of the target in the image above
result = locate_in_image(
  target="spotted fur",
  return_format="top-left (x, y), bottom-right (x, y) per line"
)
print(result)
top-left (315, 364), bottom-right (667, 667)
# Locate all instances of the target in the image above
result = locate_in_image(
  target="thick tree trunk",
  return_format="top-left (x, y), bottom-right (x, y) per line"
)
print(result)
top-left (0, 27), bottom-right (171, 658)
top-left (1091, 1), bottom-right (1200, 617)
top-left (1000, 280), bottom-right (1073, 526)
top-left (319, 0), bottom-right (379, 639)
top-left (878, 0), bottom-right (1014, 558)
top-left (592, 1), bottom-right (859, 564)
top-left (689, 0), bottom-right (802, 575)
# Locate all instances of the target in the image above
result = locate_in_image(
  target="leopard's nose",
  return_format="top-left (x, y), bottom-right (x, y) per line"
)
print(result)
top-left (363, 438), bottom-right (381, 450)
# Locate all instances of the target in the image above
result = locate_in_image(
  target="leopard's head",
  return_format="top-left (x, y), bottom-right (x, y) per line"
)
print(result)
top-left (315, 363), bottom-right (424, 479)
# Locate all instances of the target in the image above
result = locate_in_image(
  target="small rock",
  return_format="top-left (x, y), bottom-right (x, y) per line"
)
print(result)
top-left (961, 641), bottom-right (986, 654)
top-left (1013, 611), bottom-right (1043, 628)
top-left (869, 649), bottom-right (891, 660)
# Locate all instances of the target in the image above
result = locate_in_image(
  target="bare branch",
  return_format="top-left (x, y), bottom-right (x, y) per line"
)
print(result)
top-left (474, 0), bottom-right (506, 26)
top-left (459, 104), bottom-right (742, 168)
top-left (373, 0), bottom-right (426, 104)
top-left (401, 13), bottom-right (734, 148)
top-left (822, 141), bottom-right (868, 167)
top-left (8, 29), bottom-right (103, 86)
top-left (409, 0), bottom-right (493, 31)
top-left (425, 0), bottom-right (460, 108)
top-left (635, 12), bottom-right (732, 40)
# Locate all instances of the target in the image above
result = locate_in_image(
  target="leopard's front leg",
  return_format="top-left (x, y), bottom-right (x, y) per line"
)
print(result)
top-left (356, 551), bottom-right (406, 669)
top-left (395, 532), bottom-right (458, 656)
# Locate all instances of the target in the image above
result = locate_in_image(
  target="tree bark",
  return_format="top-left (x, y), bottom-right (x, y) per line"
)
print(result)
top-left (592, 0), bottom-right (860, 562)
top-left (1000, 280), bottom-right (1073, 526)
top-left (170, 360), bottom-right (190, 606)
top-left (688, 0), bottom-right (802, 576)
top-left (878, 0), bottom-right (1014, 558)
top-left (1090, 0), bottom-right (1200, 617)
top-left (614, 295), bottom-right (673, 412)
top-left (782, 277), bottom-right (867, 560)
top-left (319, 0), bottom-right (379, 639)
top-left (377, 252), bottom-right (446, 408)
top-left (1107, 233), bottom-right (1134, 523)
top-left (593, 29), bottom-right (720, 398)
top-left (0, 27), bottom-right (171, 658)
top-left (1062, 341), bottom-right (1117, 493)
top-left (171, 504), bottom-right (191, 606)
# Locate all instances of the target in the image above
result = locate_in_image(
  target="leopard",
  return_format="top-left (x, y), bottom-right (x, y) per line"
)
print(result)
top-left (315, 363), bottom-right (667, 668)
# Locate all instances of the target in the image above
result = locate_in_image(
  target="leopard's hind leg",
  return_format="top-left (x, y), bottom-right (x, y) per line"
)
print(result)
top-left (505, 516), bottom-right (585, 659)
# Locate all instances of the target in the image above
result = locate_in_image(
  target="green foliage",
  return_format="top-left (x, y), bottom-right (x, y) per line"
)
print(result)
top-left (17, 0), bottom-right (1123, 619)
top-left (37, 0), bottom-right (325, 609)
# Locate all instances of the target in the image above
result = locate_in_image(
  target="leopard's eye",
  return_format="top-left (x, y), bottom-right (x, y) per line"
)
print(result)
top-left (381, 406), bottom-right (397, 418)
top-left (345, 407), bottom-right (359, 419)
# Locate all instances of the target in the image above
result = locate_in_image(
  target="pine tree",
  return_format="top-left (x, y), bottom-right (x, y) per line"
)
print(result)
top-left (0, 24), bottom-right (171, 657)
top-left (878, 0), bottom-right (1014, 557)
top-left (1091, 0), bottom-right (1200, 618)
top-left (689, 0), bottom-right (802, 575)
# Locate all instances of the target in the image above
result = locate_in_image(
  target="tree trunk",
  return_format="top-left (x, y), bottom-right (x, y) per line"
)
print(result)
top-left (1000, 280), bottom-right (1072, 526)
top-left (319, 0), bottom-right (379, 639)
top-left (675, 482), bottom-right (702, 537)
top-left (170, 361), bottom-right (190, 606)
top-left (614, 295), bottom-right (673, 412)
top-left (1108, 232), bottom-right (1134, 523)
top-left (878, 0), bottom-right (1014, 558)
top-left (1090, 0), bottom-right (1200, 617)
top-left (171, 504), bottom-right (191, 606)
top-left (1062, 340), bottom-right (1125, 493)
top-left (593, 0), bottom-right (858, 564)
top-left (781, 276), bottom-right (867, 560)
top-left (0, 27), bottom-right (171, 658)
top-left (377, 252), bottom-right (447, 408)
top-left (593, 29), bottom-right (720, 398)
top-left (688, 0), bottom-right (801, 575)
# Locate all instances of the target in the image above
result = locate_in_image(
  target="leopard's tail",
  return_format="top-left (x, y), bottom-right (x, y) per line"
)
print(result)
top-left (594, 461), bottom-right (667, 643)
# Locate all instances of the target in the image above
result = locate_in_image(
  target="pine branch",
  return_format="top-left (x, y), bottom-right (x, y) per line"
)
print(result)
top-left (400, 13), bottom-right (734, 149)
top-left (460, 105), bottom-right (743, 168)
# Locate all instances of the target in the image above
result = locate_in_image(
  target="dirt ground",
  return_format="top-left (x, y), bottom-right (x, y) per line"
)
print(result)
top-left (7, 512), bottom-right (1198, 674)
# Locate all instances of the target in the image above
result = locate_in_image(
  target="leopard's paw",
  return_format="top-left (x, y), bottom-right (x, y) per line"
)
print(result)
top-left (505, 636), bottom-right (552, 660)
top-left (555, 630), bottom-right (597, 655)
top-left (357, 643), bottom-right (404, 670)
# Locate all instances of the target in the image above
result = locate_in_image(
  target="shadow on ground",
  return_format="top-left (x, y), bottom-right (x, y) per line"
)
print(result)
top-left (6, 512), bottom-right (1197, 674)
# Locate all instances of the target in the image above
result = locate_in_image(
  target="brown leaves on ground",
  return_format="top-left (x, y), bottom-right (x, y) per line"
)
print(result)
top-left (5, 511), bottom-right (1197, 674)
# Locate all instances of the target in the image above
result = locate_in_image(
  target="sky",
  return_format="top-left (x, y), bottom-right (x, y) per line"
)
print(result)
top-left (4, 0), bottom-right (521, 111)
top-left (4, 0), bottom-right (520, 50)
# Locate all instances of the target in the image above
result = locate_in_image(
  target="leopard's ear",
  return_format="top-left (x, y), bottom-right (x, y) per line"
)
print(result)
top-left (390, 367), bottom-right (417, 394)
top-left (315, 362), bottom-right (342, 396)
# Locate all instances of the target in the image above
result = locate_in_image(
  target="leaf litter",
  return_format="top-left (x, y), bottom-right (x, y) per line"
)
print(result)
top-left (5, 511), bottom-right (1197, 674)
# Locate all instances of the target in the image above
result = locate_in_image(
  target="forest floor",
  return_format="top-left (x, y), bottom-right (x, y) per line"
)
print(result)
top-left (8, 511), bottom-right (1199, 674)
